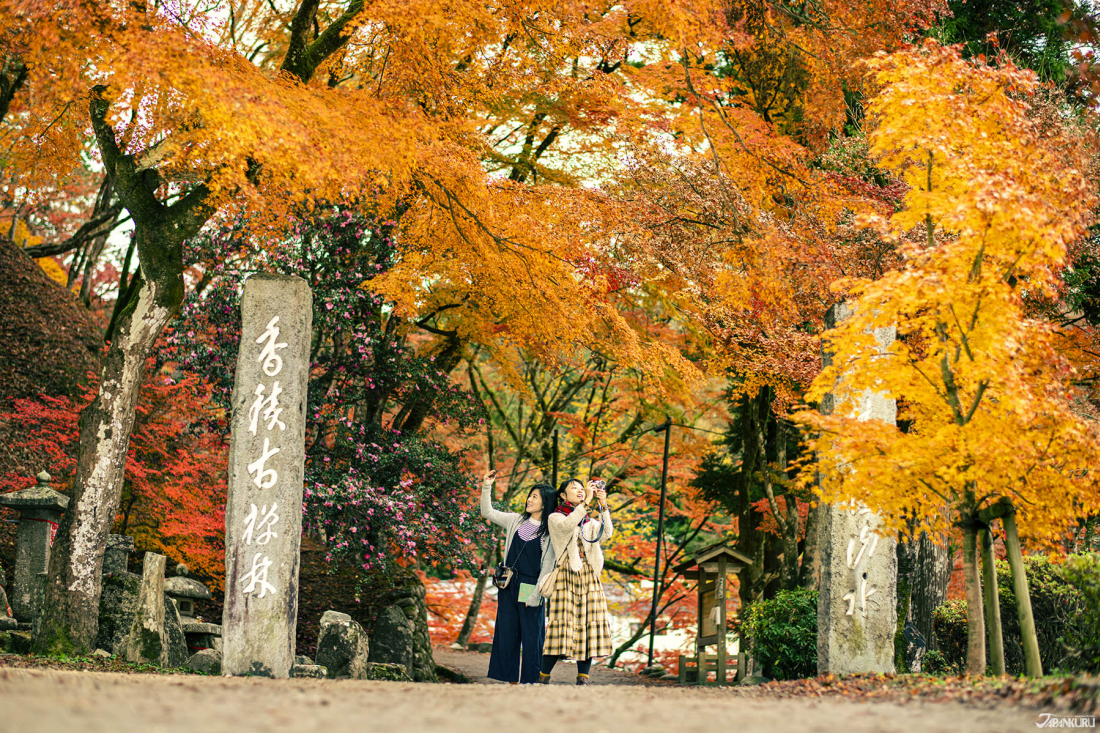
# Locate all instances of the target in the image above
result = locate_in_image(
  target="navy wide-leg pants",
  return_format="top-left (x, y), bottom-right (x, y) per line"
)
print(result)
top-left (487, 581), bottom-right (545, 684)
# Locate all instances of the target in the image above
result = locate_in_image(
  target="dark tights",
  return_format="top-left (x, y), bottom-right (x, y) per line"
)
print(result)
top-left (541, 654), bottom-right (592, 675)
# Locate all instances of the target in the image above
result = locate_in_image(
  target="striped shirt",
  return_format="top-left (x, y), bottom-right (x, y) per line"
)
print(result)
top-left (516, 518), bottom-right (541, 542)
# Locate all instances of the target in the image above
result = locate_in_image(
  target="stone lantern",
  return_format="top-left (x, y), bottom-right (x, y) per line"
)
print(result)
top-left (164, 563), bottom-right (221, 653)
top-left (0, 471), bottom-right (68, 622)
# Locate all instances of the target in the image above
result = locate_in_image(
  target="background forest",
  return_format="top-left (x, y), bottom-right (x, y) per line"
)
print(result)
top-left (2, 0), bottom-right (1100, 676)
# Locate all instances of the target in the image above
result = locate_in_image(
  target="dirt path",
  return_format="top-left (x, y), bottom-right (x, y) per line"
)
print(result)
top-left (0, 666), bottom-right (1051, 733)
top-left (433, 647), bottom-right (669, 685)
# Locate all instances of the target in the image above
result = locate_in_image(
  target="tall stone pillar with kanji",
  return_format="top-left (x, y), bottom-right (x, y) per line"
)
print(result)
top-left (222, 274), bottom-right (312, 677)
top-left (817, 302), bottom-right (898, 675)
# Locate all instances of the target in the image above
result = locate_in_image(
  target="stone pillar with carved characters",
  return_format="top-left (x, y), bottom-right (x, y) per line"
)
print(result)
top-left (222, 274), bottom-right (312, 678)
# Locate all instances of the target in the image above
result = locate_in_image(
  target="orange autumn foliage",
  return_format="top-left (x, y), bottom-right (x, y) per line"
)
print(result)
top-left (797, 42), bottom-right (1100, 546)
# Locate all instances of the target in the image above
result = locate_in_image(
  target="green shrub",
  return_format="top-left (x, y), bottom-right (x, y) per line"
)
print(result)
top-left (930, 600), bottom-right (968, 675)
top-left (742, 588), bottom-right (818, 680)
top-left (922, 648), bottom-right (954, 675)
top-left (931, 554), bottom-right (1097, 675)
top-left (1062, 553), bottom-right (1100, 673)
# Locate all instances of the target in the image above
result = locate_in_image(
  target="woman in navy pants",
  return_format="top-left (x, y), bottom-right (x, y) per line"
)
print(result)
top-left (480, 469), bottom-right (557, 684)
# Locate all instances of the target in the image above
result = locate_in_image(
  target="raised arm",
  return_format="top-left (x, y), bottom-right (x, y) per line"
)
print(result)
top-left (479, 472), bottom-right (517, 529)
top-left (587, 487), bottom-right (613, 542)
top-left (547, 502), bottom-right (587, 532)
top-left (581, 506), bottom-right (613, 542)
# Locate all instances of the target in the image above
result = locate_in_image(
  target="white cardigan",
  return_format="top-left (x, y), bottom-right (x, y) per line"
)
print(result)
top-left (479, 480), bottom-right (555, 607)
top-left (547, 501), bottom-right (613, 578)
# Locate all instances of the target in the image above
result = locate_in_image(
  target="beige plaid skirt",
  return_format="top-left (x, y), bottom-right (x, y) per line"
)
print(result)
top-left (543, 550), bottom-right (613, 659)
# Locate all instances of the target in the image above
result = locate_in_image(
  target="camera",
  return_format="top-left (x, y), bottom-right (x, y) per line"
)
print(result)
top-left (491, 563), bottom-right (514, 590)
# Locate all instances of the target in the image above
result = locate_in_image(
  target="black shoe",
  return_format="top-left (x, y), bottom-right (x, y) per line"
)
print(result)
top-left (576, 673), bottom-right (590, 685)
top-left (538, 672), bottom-right (551, 684)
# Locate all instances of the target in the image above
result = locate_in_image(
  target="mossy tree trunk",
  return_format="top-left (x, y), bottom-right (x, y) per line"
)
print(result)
top-left (1003, 511), bottom-right (1042, 677)
top-left (33, 89), bottom-right (212, 655)
top-left (31, 8), bottom-right (356, 654)
top-left (960, 518), bottom-right (986, 675)
top-left (979, 525), bottom-right (1005, 675)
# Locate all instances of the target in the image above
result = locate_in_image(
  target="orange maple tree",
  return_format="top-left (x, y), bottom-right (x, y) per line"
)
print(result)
top-left (797, 41), bottom-right (1100, 675)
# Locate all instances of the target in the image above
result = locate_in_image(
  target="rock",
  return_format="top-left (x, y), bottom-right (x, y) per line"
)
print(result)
top-left (477, 642), bottom-right (492, 653)
top-left (368, 606), bottom-right (414, 676)
top-left (315, 610), bottom-right (370, 679)
top-left (0, 632), bottom-right (10, 652)
top-left (120, 552), bottom-right (168, 665)
top-left (8, 631), bottom-right (31, 654)
top-left (99, 552), bottom-right (188, 666)
top-left (740, 674), bottom-right (772, 686)
top-left (362, 662), bottom-right (412, 682)
top-left (389, 574), bottom-right (437, 682)
top-left (294, 655), bottom-right (313, 665)
top-left (186, 649), bottom-right (222, 675)
top-left (641, 665), bottom-right (665, 678)
top-left (93, 649), bottom-right (112, 658)
top-left (0, 616), bottom-right (17, 631)
top-left (435, 664), bottom-right (473, 684)
top-left (162, 592), bottom-right (191, 667)
top-left (290, 664), bottom-right (327, 679)
top-left (104, 535), bottom-right (135, 575)
top-left (394, 597), bottom-right (416, 620)
top-left (95, 570), bottom-right (142, 654)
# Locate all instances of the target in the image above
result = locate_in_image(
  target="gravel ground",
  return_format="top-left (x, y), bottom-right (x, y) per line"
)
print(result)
top-left (432, 647), bottom-right (671, 685)
top-left (0, 665), bottom-right (1052, 733)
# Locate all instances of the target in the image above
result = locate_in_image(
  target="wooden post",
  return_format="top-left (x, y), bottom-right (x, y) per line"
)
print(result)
top-left (1002, 511), bottom-right (1043, 677)
top-left (717, 555), bottom-right (727, 686)
top-left (979, 525), bottom-right (1005, 675)
top-left (695, 572), bottom-right (704, 685)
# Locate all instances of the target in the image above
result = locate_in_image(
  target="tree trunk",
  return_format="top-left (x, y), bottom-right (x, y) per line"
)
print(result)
top-left (798, 503), bottom-right (820, 590)
top-left (34, 270), bottom-right (181, 654)
top-left (961, 522), bottom-right (986, 675)
top-left (895, 536), bottom-right (917, 672)
top-left (455, 543), bottom-right (496, 649)
top-left (912, 531), bottom-right (951, 651)
top-left (1003, 512), bottom-right (1042, 677)
top-left (980, 525), bottom-right (1005, 675)
top-left (736, 390), bottom-right (765, 609)
top-left (764, 412), bottom-right (798, 591)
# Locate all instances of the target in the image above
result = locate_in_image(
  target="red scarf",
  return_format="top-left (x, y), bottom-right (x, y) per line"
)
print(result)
top-left (556, 499), bottom-right (589, 525)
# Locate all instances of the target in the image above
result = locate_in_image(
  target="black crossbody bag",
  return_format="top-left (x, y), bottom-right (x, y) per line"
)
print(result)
top-left (491, 529), bottom-right (530, 590)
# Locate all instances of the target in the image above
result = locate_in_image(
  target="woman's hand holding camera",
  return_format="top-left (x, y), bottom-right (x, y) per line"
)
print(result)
top-left (587, 479), bottom-right (608, 510)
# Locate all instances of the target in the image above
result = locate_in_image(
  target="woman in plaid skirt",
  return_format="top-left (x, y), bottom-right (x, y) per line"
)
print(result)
top-left (538, 477), bottom-right (614, 685)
